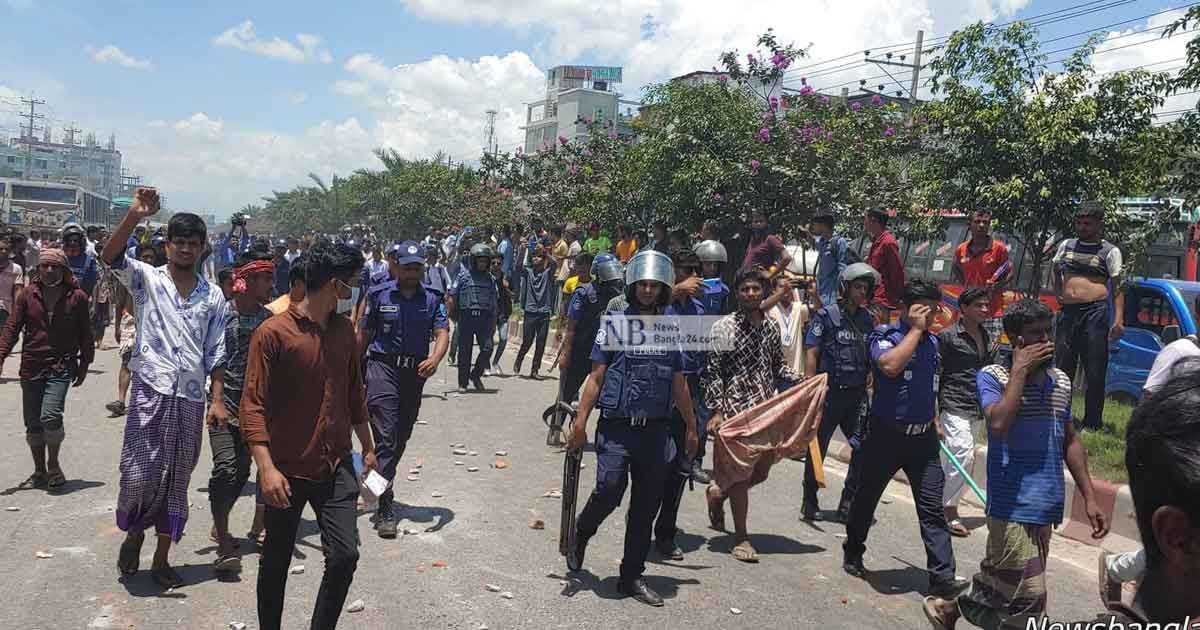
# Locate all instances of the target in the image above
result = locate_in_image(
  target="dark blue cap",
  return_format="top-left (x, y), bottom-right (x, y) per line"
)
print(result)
top-left (394, 240), bottom-right (424, 265)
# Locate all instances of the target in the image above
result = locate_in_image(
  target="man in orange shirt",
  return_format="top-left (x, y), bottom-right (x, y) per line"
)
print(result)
top-left (952, 209), bottom-right (1011, 343)
top-left (614, 225), bottom-right (638, 263)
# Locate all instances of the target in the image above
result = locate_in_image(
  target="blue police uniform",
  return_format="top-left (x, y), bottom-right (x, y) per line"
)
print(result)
top-left (802, 302), bottom-right (874, 519)
top-left (842, 321), bottom-right (957, 589)
top-left (561, 283), bottom-right (608, 403)
top-left (451, 264), bottom-right (498, 389)
top-left (575, 304), bottom-right (682, 585)
top-left (699, 278), bottom-right (731, 316)
top-left (652, 297), bottom-right (708, 551)
top-left (363, 277), bottom-right (449, 516)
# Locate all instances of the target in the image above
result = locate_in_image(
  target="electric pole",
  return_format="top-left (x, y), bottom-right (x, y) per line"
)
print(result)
top-left (20, 96), bottom-right (46, 179)
top-left (863, 29), bottom-right (925, 110)
top-left (483, 109), bottom-right (499, 157)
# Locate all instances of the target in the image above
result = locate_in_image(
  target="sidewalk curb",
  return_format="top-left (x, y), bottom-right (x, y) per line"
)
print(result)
top-left (825, 436), bottom-right (1139, 551)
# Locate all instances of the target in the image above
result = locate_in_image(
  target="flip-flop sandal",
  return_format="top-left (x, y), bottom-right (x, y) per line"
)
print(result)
top-left (152, 566), bottom-right (184, 590)
top-left (17, 472), bottom-right (47, 490)
top-left (117, 533), bottom-right (143, 576)
top-left (922, 596), bottom-right (949, 629)
top-left (705, 490), bottom-right (726, 532)
top-left (214, 554), bottom-right (242, 573)
top-left (732, 540), bottom-right (759, 563)
top-left (948, 519), bottom-right (970, 538)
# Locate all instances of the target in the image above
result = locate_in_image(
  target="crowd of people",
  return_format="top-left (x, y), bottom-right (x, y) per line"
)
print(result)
top-left (0, 190), bottom-right (1196, 630)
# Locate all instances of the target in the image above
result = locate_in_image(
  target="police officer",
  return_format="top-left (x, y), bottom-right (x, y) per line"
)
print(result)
top-left (447, 243), bottom-right (497, 392)
top-left (362, 240), bottom-right (450, 538)
top-left (801, 263), bottom-right (877, 523)
top-left (693, 239), bottom-right (731, 316)
top-left (565, 250), bottom-right (699, 607)
top-left (651, 249), bottom-right (708, 560)
top-left (842, 279), bottom-right (968, 598)
top-left (557, 253), bottom-right (624, 405)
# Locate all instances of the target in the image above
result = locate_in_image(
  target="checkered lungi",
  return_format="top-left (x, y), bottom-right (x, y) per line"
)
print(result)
top-left (115, 374), bottom-right (205, 543)
top-left (957, 517), bottom-right (1052, 629)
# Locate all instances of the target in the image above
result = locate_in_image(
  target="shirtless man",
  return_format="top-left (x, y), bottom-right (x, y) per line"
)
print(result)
top-left (1051, 202), bottom-right (1124, 431)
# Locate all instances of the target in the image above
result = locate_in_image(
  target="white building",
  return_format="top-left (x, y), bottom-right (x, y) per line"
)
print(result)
top-left (0, 131), bottom-right (123, 200)
top-left (522, 65), bottom-right (638, 153)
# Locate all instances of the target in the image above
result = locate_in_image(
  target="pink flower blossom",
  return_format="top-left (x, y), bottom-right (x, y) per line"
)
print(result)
top-left (820, 95), bottom-right (831, 107)
top-left (850, 101), bottom-right (862, 111)
top-left (558, 135), bottom-right (569, 146)
top-left (799, 85), bottom-right (813, 96)
top-left (771, 51), bottom-right (792, 70)
top-left (608, 130), bottom-right (618, 140)
top-left (870, 94), bottom-right (883, 106)
top-left (757, 127), bottom-right (771, 142)
top-left (747, 53), bottom-right (756, 65)
top-left (717, 75), bottom-right (729, 83)
top-left (567, 164), bottom-right (580, 176)
top-left (749, 159), bottom-right (761, 174)
top-left (883, 127), bottom-right (895, 137)
top-left (826, 131), bottom-right (834, 140)
top-left (800, 77), bottom-right (808, 85)
top-left (768, 96), bottom-right (780, 111)
top-left (712, 193), bottom-right (723, 203)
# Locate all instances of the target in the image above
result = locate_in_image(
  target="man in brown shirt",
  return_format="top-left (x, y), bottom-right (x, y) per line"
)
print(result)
top-left (240, 241), bottom-right (376, 630)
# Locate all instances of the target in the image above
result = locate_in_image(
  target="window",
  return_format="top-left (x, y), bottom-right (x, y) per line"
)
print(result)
top-left (59, 161), bottom-right (67, 168)
top-left (5, 156), bottom-right (16, 164)
top-left (1123, 285), bottom-right (1181, 337)
top-left (34, 159), bottom-right (47, 169)
top-left (11, 185), bottom-right (76, 204)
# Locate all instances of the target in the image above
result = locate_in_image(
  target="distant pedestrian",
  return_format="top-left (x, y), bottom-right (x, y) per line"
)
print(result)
top-left (953, 209), bottom-right (1011, 343)
top-left (864, 208), bottom-right (905, 325)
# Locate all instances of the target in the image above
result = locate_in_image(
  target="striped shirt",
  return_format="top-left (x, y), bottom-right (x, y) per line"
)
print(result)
top-left (977, 365), bottom-right (1072, 526)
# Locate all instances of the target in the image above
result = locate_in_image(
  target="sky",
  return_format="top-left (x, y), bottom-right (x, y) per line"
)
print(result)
top-left (1, 0), bottom-right (1196, 218)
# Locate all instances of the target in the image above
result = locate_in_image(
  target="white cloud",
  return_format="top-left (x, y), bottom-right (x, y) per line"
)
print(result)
top-left (1088, 9), bottom-right (1198, 117)
top-left (398, 0), bottom-right (1032, 95)
top-left (85, 44), bottom-right (153, 70)
top-left (213, 19), bottom-right (333, 64)
top-left (335, 50), bottom-right (545, 158)
top-left (282, 89), bottom-right (310, 104)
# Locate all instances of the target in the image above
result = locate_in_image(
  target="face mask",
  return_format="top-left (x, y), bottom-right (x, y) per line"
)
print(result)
top-left (337, 286), bottom-right (360, 314)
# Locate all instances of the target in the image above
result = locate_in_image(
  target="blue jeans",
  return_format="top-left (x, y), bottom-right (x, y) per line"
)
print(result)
top-left (492, 316), bottom-right (510, 367)
top-left (22, 367), bottom-right (72, 436)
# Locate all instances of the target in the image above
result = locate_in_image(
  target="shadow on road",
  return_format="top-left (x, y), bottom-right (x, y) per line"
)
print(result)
top-left (1, 479), bottom-right (105, 496)
top-left (862, 565), bottom-right (929, 596)
top-left (705, 533), bottom-right (824, 556)
top-left (120, 562), bottom-right (230, 598)
top-left (550, 570), bottom-right (702, 601)
top-left (399, 504), bottom-right (454, 532)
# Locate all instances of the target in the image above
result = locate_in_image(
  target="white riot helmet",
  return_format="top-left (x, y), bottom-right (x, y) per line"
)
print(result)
top-left (693, 239), bottom-right (728, 264)
top-left (839, 262), bottom-right (880, 296)
top-left (624, 249), bottom-right (674, 306)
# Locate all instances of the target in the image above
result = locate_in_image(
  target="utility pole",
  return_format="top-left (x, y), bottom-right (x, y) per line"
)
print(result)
top-left (483, 109), bottom-right (499, 157)
top-left (863, 29), bottom-right (924, 110)
top-left (19, 96), bottom-right (46, 180)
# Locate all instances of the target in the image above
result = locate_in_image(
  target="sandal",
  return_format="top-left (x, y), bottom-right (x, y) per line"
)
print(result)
top-left (17, 472), bottom-right (47, 490)
top-left (247, 528), bottom-right (266, 547)
top-left (922, 596), bottom-right (950, 630)
top-left (46, 468), bottom-right (66, 488)
top-left (731, 540), bottom-right (760, 563)
top-left (706, 487), bottom-right (726, 532)
top-left (117, 532), bottom-right (143, 576)
top-left (105, 401), bottom-right (126, 417)
top-left (152, 566), bottom-right (184, 590)
top-left (948, 519), bottom-right (970, 538)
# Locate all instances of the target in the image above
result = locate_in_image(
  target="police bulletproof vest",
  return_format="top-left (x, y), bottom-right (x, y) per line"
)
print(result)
top-left (573, 287), bottom-right (610, 355)
top-left (457, 268), bottom-right (497, 312)
top-left (822, 304), bottom-right (869, 386)
top-left (597, 310), bottom-right (675, 418)
top-left (1058, 239), bottom-right (1116, 280)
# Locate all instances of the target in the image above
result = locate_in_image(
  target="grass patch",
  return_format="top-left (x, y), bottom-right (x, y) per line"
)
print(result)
top-left (1074, 394), bottom-right (1133, 485)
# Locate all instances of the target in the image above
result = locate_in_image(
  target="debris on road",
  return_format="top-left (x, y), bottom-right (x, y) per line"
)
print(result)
top-left (431, 560), bottom-right (447, 568)
top-left (35, 551), bottom-right (53, 559)
top-left (403, 528), bottom-right (421, 536)
top-left (730, 608), bottom-right (743, 615)
top-left (229, 623), bottom-right (247, 630)
top-left (416, 420), bottom-right (428, 425)
top-left (542, 490), bottom-right (562, 499)
top-left (468, 451), bottom-right (479, 456)
top-left (529, 519), bottom-right (545, 530)
top-left (5, 506), bottom-right (19, 511)
top-left (346, 599), bottom-right (365, 613)
top-left (501, 592), bottom-right (514, 600)
top-left (289, 565), bottom-right (304, 575)
top-left (409, 468), bottom-right (420, 474)
top-left (407, 475), bottom-right (420, 482)
top-left (485, 583), bottom-right (502, 592)
top-left (467, 466), bottom-right (479, 472)
top-left (492, 460), bottom-right (508, 469)
top-left (455, 461), bottom-right (465, 466)
top-left (840, 597), bottom-right (849, 605)
top-left (452, 448), bottom-right (469, 455)
top-left (495, 450), bottom-right (508, 456)
top-left (431, 491), bottom-right (445, 498)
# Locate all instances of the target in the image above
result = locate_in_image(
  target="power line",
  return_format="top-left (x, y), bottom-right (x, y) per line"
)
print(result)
top-left (1039, 3), bottom-right (1199, 46)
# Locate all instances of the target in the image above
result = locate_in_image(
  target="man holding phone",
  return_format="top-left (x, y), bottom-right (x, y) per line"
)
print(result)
top-left (923, 299), bottom-right (1109, 630)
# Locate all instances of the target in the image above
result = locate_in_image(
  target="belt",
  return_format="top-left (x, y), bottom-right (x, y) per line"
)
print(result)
top-left (465, 309), bottom-right (489, 317)
top-left (873, 417), bottom-right (933, 435)
top-left (601, 414), bottom-right (664, 427)
top-left (369, 352), bottom-right (423, 369)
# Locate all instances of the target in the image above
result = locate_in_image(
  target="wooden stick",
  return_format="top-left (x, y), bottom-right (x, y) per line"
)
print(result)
top-left (808, 434), bottom-right (826, 489)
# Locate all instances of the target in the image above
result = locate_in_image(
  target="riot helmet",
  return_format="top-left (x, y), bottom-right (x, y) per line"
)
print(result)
top-left (693, 239), bottom-right (728, 264)
top-left (624, 249), bottom-right (674, 307)
top-left (839, 262), bottom-right (880, 297)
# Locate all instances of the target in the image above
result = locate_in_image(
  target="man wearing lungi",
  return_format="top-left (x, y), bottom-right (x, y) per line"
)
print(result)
top-left (102, 188), bottom-right (229, 590)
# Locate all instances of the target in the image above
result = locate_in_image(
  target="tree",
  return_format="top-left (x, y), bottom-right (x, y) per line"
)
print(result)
top-left (923, 21), bottom-right (1178, 291)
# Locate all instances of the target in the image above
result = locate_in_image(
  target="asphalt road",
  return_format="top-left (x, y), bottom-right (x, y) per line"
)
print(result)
top-left (0, 342), bottom-right (1108, 629)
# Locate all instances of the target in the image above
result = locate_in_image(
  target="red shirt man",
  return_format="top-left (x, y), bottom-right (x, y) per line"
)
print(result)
top-left (741, 209), bottom-right (793, 277)
top-left (864, 209), bottom-right (905, 318)
top-left (953, 209), bottom-right (1010, 318)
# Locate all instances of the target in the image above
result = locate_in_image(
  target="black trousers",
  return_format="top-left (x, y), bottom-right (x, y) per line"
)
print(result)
top-left (803, 386), bottom-right (867, 512)
top-left (653, 414), bottom-right (691, 546)
top-left (208, 421), bottom-right (251, 518)
top-left (560, 350), bottom-right (592, 404)
top-left (1055, 300), bottom-right (1110, 429)
top-left (843, 418), bottom-right (956, 587)
top-left (515, 312), bottom-right (550, 371)
top-left (258, 460), bottom-right (360, 630)
top-left (575, 419), bottom-right (672, 582)
top-left (456, 311), bottom-right (494, 388)
top-left (366, 358), bottom-right (426, 510)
